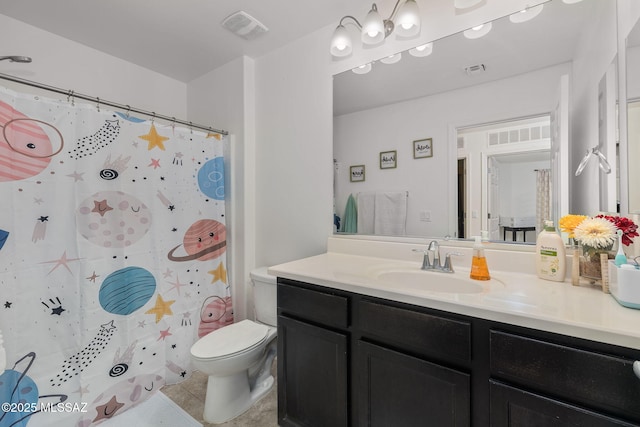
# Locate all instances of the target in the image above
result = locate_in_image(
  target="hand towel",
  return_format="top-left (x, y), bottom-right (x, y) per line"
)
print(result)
top-left (374, 191), bottom-right (407, 236)
top-left (342, 194), bottom-right (358, 233)
top-left (357, 192), bottom-right (375, 234)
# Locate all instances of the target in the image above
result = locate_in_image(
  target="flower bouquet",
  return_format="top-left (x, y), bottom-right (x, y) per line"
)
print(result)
top-left (559, 214), bottom-right (638, 290)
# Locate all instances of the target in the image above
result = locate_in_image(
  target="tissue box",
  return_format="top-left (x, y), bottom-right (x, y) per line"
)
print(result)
top-left (608, 260), bottom-right (640, 309)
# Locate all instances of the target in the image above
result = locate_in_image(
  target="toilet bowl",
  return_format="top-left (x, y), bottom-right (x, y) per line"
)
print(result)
top-left (190, 267), bottom-right (277, 424)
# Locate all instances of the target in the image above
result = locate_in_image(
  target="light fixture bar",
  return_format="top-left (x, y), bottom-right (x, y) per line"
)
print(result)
top-left (331, 0), bottom-right (421, 58)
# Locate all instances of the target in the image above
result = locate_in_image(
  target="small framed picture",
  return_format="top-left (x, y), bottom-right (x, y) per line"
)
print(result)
top-left (379, 150), bottom-right (397, 169)
top-left (413, 138), bottom-right (433, 159)
top-left (350, 165), bottom-right (365, 182)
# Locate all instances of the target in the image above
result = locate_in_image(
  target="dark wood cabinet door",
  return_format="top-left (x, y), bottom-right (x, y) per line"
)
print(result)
top-left (355, 340), bottom-right (471, 427)
top-left (277, 316), bottom-right (349, 427)
top-left (490, 381), bottom-right (639, 427)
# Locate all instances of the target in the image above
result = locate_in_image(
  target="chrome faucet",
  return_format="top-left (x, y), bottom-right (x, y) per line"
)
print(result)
top-left (414, 240), bottom-right (461, 273)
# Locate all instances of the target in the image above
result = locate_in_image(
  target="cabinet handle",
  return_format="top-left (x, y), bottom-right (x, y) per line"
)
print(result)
top-left (634, 361), bottom-right (640, 380)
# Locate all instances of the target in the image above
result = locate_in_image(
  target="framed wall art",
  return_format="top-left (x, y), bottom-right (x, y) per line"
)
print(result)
top-left (350, 165), bottom-right (365, 182)
top-left (379, 150), bottom-right (397, 169)
top-left (413, 138), bottom-right (433, 159)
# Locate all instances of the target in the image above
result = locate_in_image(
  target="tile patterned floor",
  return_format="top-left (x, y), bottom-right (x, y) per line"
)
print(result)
top-left (161, 367), bottom-right (278, 427)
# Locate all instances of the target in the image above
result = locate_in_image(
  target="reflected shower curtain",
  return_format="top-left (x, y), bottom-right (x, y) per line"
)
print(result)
top-left (536, 169), bottom-right (551, 233)
top-left (0, 87), bottom-right (232, 427)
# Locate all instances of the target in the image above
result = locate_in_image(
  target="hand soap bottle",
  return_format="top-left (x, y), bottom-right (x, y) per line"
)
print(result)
top-left (470, 236), bottom-right (491, 281)
top-left (535, 220), bottom-right (566, 282)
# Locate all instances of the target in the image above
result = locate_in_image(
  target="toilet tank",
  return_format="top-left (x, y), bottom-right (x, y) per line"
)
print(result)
top-left (251, 267), bottom-right (277, 327)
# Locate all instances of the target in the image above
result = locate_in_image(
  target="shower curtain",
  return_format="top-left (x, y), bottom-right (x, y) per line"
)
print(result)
top-left (0, 87), bottom-right (232, 427)
top-left (536, 169), bottom-right (551, 233)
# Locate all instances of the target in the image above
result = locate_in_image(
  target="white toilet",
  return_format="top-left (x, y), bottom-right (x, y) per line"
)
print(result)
top-left (190, 267), bottom-right (277, 424)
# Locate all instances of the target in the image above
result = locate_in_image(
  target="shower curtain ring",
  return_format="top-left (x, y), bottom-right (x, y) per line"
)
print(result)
top-left (171, 117), bottom-right (176, 130)
top-left (96, 97), bottom-right (101, 112)
top-left (189, 121), bottom-right (193, 134)
top-left (67, 90), bottom-right (75, 106)
top-left (125, 105), bottom-right (131, 117)
top-left (151, 112), bottom-right (156, 123)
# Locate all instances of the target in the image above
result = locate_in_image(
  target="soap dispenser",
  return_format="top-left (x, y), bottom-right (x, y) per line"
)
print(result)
top-left (470, 236), bottom-right (491, 281)
top-left (535, 220), bottom-right (566, 282)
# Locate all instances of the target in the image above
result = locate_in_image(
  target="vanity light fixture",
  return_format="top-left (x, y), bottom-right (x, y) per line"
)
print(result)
top-left (409, 42), bottom-right (433, 57)
top-left (509, 4), bottom-right (544, 23)
top-left (352, 63), bottom-right (373, 74)
top-left (463, 22), bottom-right (492, 39)
top-left (330, 0), bottom-right (421, 58)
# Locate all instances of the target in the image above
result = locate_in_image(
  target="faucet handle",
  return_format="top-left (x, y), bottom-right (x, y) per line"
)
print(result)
top-left (412, 248), bottom-right (432, 270)
top-left (442, 252), bottom-right (463, 273)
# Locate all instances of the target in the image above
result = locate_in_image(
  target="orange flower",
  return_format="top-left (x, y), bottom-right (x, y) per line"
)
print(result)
top-left (558, 214), bottom-right (587, 238)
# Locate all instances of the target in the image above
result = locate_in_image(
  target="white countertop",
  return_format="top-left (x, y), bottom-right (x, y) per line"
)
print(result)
top-left (268, 238), bottom-right (640, 350)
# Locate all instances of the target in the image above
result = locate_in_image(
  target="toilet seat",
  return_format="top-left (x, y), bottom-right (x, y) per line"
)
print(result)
top-left (191, 319), bottom-right (269, 360)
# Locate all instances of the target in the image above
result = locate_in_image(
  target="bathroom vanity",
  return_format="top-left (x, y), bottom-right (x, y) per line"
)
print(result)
top-left (270, 238), bottom-right (640, 427)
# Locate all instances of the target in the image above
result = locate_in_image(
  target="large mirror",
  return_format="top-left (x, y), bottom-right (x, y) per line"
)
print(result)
top-left (333, 0), bottom-right (618, 243)
top-left (626, 8), bottom-right (640, 214)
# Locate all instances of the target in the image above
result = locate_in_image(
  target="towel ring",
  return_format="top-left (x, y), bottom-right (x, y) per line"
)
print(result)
top-left (575, 146), bottom-right (611, 176)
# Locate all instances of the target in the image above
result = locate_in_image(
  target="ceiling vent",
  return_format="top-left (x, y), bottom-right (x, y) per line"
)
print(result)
top-left (464, 64), bottom-right (486, 76)
top-left (221, 11), bottom-right (269, 41)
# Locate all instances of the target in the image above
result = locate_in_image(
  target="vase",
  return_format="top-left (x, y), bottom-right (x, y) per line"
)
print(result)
top-left (578, 244), bottom-right (614, 283)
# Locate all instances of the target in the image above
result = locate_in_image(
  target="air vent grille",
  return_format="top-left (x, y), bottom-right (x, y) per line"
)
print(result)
top-left (221, 11), bottom-right (269, 41)
top-left (464, 64), bottom-right (486, 76)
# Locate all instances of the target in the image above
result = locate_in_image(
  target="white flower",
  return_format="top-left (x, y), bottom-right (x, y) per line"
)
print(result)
top-left (573, 217), bottom-right (617, 249)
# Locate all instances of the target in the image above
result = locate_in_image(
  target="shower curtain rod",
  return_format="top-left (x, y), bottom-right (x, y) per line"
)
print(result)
top-left (0, 72), bottom-right (228, 135)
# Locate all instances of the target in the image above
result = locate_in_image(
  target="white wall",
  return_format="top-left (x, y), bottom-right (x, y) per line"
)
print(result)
top-left (0, 15), bottom-right (187, 116)
top-left (254, 30), bottom-right (335, 267)
top-left (334, 64), bottom-right (566, 237)
top-left (187, 56), bottom-right (255, 320)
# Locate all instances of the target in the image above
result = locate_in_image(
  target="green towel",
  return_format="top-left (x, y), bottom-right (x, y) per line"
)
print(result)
top-left (342, 194), bottom-right (357, 233)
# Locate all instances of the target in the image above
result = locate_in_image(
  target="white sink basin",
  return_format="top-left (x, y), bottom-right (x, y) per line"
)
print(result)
top-left (376, 269), bottom-right (502, 294)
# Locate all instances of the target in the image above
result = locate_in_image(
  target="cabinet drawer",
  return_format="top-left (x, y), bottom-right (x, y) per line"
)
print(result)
top-left (490, 330), bottom-right (640, 423)
top-left (277, 280), bottom-right (349, 329)
top-left (357, 298), bottom-right (471, 364)
top-left (490, 381), bottom-right (637, 427)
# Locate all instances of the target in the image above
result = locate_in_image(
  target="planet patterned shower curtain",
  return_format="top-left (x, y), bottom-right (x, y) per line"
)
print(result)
top-left (0, 86), bottom-right (233, 427)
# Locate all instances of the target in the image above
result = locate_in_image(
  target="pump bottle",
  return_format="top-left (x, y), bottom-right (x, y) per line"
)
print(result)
top-left (470, 236), bottom-right (491, 281)
top-left (535, 220), bottom-right (566, 282)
